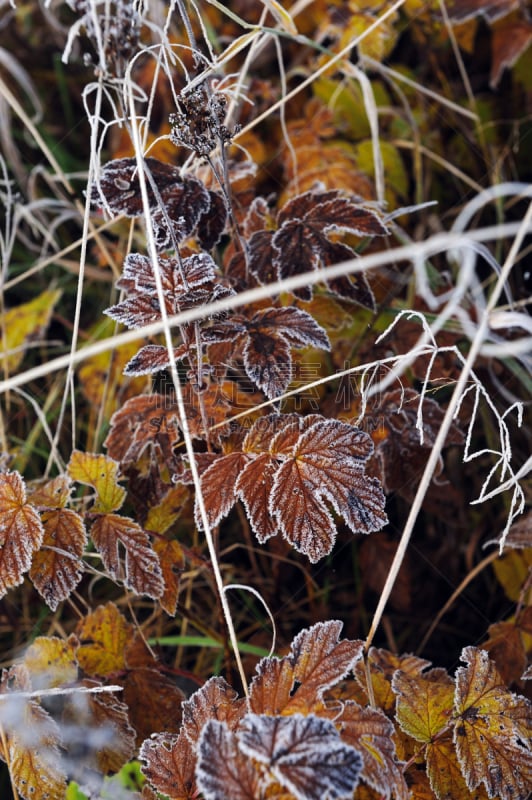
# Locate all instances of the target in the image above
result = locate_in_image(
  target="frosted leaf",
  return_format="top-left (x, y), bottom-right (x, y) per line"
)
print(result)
top-left (0, 471), bottom-right (44, 598)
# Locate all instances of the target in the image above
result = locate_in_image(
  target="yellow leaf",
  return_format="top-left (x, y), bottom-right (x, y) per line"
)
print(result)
top-left (1, 289), bottom-right (61, 373)
top-left (355, 140), bottom-right (409, 205)
top-left (68, 450), bottom-right (126, 513)
top-left (426, 735), bottom-right (472, 800)
top-left (76, 602), bottom-right (133, 677)
top-left (394, 671), bottom-right (454, 743)
top-left (493, 548), bottom-right (532, 604)
top-left (145, 482), bottom-right (189, 534)
top-left (23, 635), bottom-right (79, 690)
top-left (28, 475), bottom-right (72, 509)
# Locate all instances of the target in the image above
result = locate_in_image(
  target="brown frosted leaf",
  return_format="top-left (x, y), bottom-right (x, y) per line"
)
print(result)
top-left (321, 240), bottom-right (376, 310)
top-left (240, 306), bottom-right (330, 399)
top-left (181, 676), bottom-right (246, 746)
top-left (104, 393), bottom-right (181, 464)
top-left (76, 602), bottom-right (134, 676)
top-left (334, 701), bottom-right (408, 800)
top-left (453, 646), bottom-right (532, 799)
top-left (90, 513), bottom-right (164, 599)
top-left (29, 508), bottom-right (87, 611)
top-left (0, 471), bottom-right (44, 598)
top-left (271, 188), bottom-right (388, 300)
top-left (197, 189), bottom-right (228, 249)
top-left (490, 16), bottom-right (532, 87)
top-left (195, 452), bottom-right (251, 529)
top-left (393, 671), bottom-right (454, 743)
top-left (68, 450), bottom-right (126, 513)
top-left (235, 453), bottom-right (280, 542)
top-left (23, 635), bottom-right (79, 691)
top-left (250, 620), bottom-right (363, 716)
top-left (354, 648), bottom-right (431, 713)
top-left (247, 228), bottom-right (277, 284)
top-left (270, 419), bottom-right (387, 562)
top-left (123, 343), bottom-right (189, 376)
top-left (236, 713), bottom-right (362, 800)
top-left (140, 730), bottom-right (197, 799)
top-left (91, 158), bottom-right (211, 246)
top-left (196, 721), bottom-right (261, 800)
top-left (153, 537), bottom-right (186, 616)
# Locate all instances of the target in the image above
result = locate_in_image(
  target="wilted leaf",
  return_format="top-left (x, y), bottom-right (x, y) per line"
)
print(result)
top-left (140, 730), bottom-right (197, 799)
top-left (1, 289), bottom-right (61, 373)
top-left (334, 702), bottom-right (408, 800)
top-left (482, 621), bottom-right (528, 686)
top-left (237, 712), bottom-right (362, 800)
top-left (28, 475), bottom-right (72, 509)
top-left (90, 513), bottom-right (164, 599)
top-left (196, 721), bottom-right (260, 800)
top-left (76, 602), bottom-right (133, 676)
top-left (68, 451), bottom-right (126, 513)
top-left (490, 15), bottom-right (532, 86)
top-left (453, 646), bottom-right (532, 799)
top-left (0, 471), bottom-right (44, 598)
top-left (23, 635), bottom-right (79, 690)
top-left (29, 508), bottom-right (87, 611)
top-left (182, 676), bottom-right (245, 746)
top-left (493, 548), bottom-right (532, 604)
top-left (504, 510), bottom-right (532, 549)
top-left (446, 0), bottom-right (520, 22)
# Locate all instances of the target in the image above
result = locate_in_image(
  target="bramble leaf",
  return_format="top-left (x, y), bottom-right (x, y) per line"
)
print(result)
top-left (0, 471), bottom-right (44, 598)
top-left (29, 508), bottom-right (87, 611)
top-left (182, 676), bottom-right (246, 746)
top-left (76, 602), bottom-right (134, 676)
top-left (196, 722), bottom-right (259, 800)
top-left (23, 635), bottom-right (79, 690)
top-left (334, 702), bottom-right (409, 800)
top-left (237, 712), bottom-right (363, 800)
top-left (270, 419), bottom-right (387, 562)
top-left (453, 646), bottom-right (532, 799)
top-left (140, 730), bottom-right (197, 800)
top-left (67, 451), bottom-right (126, 513)
top-left (90, 513), bottom-right (164, 599)
top-left (250, 620), bottom-right (363, 715)
top-left (104, 394), bottom-right (181, 464)
top-left (2, 289), bottom-right (62, 372)
top-left (354, 648), bottom-right (431, 713)
top-left (0, 667), bottom-right (67, 800)
top-left (393, 670), bottom-right (455, 744)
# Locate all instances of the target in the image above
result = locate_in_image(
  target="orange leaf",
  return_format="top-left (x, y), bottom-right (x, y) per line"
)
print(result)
top-left (250, 620), bottom-right (364, 716)
top-left (0, 471), bottom-right (44, 598)
top-left (23, 635), bottom-right (79, 690)
top-left (29, 508), bottom-right (87, 611)
top-left (90, 513), bottom-right (164, 598)
top-left (77, 602), bottom-right (133, 676)
top-left (153, 537), bottom-right (185, 616)
top-left (144, 482), bottom-right (189, 534)
top-left (453, 646), bottom-right (532, 799)
top-left (68, 450), bottom-right (126, 513)
top-left (104, 393), bottom-right (181, 464)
